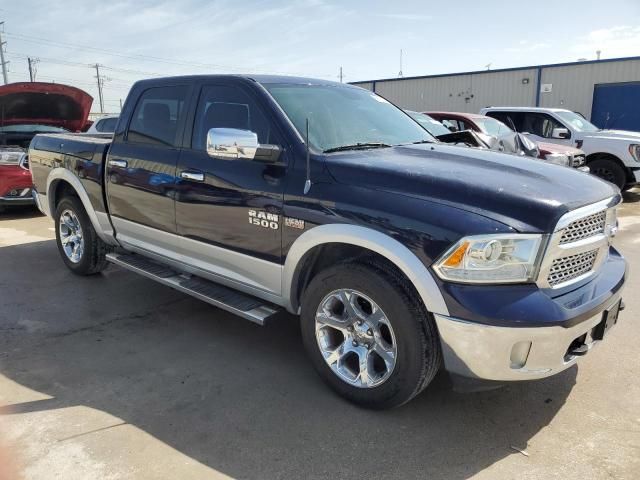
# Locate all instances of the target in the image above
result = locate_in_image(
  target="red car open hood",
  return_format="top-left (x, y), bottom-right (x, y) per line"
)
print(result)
top-left (0, 82), bottom-right (93, 132)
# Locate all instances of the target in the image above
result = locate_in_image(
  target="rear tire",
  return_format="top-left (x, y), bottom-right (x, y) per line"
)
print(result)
top-left (54, 196), bottom-right (110, 275)
top-left (588, 158), bottom-right (627, 190)
top-left (300, 261), bottom-right (441, 409)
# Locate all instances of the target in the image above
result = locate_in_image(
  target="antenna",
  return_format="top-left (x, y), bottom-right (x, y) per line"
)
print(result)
top-left (304, 118), bottom-right (312, 195)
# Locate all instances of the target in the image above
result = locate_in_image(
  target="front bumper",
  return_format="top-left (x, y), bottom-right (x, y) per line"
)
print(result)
top-left (435, 295), bottom-right (621, 381)
top-left (434, 246), bottom-right (626, 381)
top-left (0, 187), bottom-right (35, 206)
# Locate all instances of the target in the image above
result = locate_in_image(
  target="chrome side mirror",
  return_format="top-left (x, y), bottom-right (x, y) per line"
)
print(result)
top-left (207, 128), bottom-right (258, 160)
top-left (551, 127), bottom-right (570, 139)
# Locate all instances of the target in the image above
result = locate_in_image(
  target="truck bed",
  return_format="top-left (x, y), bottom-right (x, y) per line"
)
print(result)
top-left (29, 133), bottom-right (113, 216)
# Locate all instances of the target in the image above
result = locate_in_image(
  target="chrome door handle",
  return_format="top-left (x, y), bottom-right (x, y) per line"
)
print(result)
top-left (180, 171), bottom-right (205, 182)
top-left (108, 159), bottom-right (128, 168)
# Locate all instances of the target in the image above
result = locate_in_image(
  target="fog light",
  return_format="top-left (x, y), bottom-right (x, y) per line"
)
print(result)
top-left (510, 341), bottom-right (532, 369)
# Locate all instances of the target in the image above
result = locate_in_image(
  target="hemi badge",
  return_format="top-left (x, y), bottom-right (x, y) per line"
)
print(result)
top-left (285, 217), bottom-right (305, 230)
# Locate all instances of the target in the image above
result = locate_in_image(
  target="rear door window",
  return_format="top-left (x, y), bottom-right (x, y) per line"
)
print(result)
top-left (127, 86), bottom-right (189, 147)
top-left (486, 111), bottom-right (524, 132)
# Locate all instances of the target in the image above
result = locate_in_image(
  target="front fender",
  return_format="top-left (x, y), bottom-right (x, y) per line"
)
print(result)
top-left (282, 223), bottom-right (449, 316)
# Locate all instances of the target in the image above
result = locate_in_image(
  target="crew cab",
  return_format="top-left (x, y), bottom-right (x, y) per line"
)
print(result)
top-left (480, 106), bottom-right (640, 189)
top-left (0, 82), bottom-right (93, 211)
top-left (427, 111), bottom-right (588, 170)
top-left (29, 75), bottom-right (626, 409)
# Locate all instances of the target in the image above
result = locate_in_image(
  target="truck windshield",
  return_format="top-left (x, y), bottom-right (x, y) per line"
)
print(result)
top-left (264, 84), bottom-right (435, 152)
top-left (406, 111), bottom-right (451, 137)
top-left (474, 117), bottom-right (513, 136)
top-left (555, 111), bottom-right (600, 132)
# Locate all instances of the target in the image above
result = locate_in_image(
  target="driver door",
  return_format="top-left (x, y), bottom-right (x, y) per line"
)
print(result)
top-left (174, 82), bottom-right (287, 293)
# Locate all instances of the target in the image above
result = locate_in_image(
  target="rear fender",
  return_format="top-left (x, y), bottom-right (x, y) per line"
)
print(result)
top-left (45, 168), bottom-right (117, 245)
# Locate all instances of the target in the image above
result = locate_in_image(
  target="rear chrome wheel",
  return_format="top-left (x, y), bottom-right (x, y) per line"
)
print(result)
top-left (315, 289), bottom-right (397, 388)
top-left (59, 209), bottom-right (84, 263)
top-left (54, 196), bottom-right (110, 275)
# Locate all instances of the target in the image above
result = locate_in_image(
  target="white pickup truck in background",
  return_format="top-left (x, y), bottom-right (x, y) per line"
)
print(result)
top-left (480, 106), bottom-right (640, 190)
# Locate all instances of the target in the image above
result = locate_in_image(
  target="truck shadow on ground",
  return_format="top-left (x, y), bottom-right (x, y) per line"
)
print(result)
top-left (0, 239), bottom-right (577, 480)
top-left (0, 205), bottom-right (42, 220)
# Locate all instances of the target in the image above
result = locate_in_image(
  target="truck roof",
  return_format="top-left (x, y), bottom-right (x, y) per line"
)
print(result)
top-left (133, 74), bottom-right (354, 89)
top-left (481, 106), bottom-right (571, 113)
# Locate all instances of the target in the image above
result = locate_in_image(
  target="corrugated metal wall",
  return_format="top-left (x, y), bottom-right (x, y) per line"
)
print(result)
top-left (538, 59), bottom-right (640, 118)
top-left (368, 69), bottom-right (538, 113)
top-left (352, 58), bottom-right (640, 120)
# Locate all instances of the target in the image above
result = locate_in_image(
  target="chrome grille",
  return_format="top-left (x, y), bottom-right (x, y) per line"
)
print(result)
top-left (547, 249), bottom-right (598, 287)
top-left (571, 154), bottom-right (586, 167)
top-left (559, 211), bottom-right (606, 245)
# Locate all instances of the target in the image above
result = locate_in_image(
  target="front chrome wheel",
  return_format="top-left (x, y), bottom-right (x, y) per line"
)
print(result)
top-left (315, 289), bottom-right (397, 388)
top-left (59, 209), bottom-right (84, 264)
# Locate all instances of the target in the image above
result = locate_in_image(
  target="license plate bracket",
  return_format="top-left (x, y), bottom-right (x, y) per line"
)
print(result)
top-left (592, 300), bottom-right (621, 341)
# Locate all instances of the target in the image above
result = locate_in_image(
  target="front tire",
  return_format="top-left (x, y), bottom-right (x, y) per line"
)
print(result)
top-left (589, 157), bottom-right (627, 190)
top-left (54, 196), bottom-right (109, 275)
top-left (300, 262), bottom-right (441, 409)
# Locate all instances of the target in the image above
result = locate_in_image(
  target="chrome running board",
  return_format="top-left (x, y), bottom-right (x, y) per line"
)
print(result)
top-left (106, 252), bottom-right (281, 326)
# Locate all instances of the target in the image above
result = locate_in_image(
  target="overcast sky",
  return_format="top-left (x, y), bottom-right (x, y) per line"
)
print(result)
top-left (1, 0), bottom-right (639, 112)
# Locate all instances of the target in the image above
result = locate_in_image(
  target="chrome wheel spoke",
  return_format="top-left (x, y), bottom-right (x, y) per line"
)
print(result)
top-left (324, 342), bottom-right (346, 366)
top-left (316, 311), bottom-right (349, 332)
top-left (357, 350), bottom-right (372, 386)
top-left (373, 343), bottom-right (395, 370)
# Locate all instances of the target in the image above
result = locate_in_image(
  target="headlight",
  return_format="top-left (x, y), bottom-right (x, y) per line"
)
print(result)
top-left (629, 144), bottom-right (640, 162)
top-left (544, 153), bottom-right (571, 167)
top-left (0, 151), bottom-right (26, 165)
top-left (433, 234), bottom-right (543, 284)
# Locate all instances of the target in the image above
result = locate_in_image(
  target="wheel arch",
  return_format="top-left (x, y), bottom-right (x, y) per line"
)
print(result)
top-left (46, 168), bottom-right (117, 245)
top-left (586, 152), bottom-right (632, 183)
top-left (282, 224), bottom-right (449, 317)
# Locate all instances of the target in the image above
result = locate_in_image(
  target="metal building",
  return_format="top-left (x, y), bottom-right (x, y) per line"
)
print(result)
top-left (352, 56), bottom-right (640, 131)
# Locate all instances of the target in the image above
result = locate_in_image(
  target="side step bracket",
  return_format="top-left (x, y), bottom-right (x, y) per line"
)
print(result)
top-left (106, 253), bottom-right (281, 325)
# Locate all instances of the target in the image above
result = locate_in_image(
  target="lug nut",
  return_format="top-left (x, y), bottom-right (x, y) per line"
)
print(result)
top-left (365, 343), bottom-right (371, 350)
top-left (367, 329), bottom-right (373, 336)
top-left (347, 325), bottom-right (354, 332)
top-left (357, 320), bottom-right (363, 326)
top-left (352, 340), bottom-right (358, 347)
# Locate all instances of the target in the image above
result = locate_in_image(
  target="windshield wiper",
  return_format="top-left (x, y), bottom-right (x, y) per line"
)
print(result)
top-left (323, 142), bottom-right (392, 153)
top-left (410, 139), bottom-right (434, 145)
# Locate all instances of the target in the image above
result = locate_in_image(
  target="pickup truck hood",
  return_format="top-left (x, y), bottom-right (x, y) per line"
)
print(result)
top-left (324, 143), bottom-right (618, 232)
top-left (579, 129), bottom-right (640, 142)
top-left (0, 82), bottom-right (93, 132)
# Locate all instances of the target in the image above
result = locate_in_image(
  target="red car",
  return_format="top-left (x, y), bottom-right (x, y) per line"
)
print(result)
top-left (426, 111), bottom-right (587, 168)
top-left (0, 82), bottom-right (92, 212)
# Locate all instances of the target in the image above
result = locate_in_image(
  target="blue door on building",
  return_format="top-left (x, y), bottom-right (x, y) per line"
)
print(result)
top-left (591, 81), bottom-right (640, 132)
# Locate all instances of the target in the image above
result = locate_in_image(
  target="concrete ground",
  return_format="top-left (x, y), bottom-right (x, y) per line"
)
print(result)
top-left (0, 191), bottom-right (639, 480)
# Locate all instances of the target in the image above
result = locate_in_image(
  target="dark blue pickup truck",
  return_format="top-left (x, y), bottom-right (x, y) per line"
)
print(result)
top-left (29, 75), bottom-right (626, 409)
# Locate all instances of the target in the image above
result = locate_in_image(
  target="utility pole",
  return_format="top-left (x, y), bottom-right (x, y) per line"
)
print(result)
top-left (28, 57), bottom-right (35, 82)
top-left (0, 23), bottom-right (9, 85)
top-left (398, 49), bottom-right (403, 78)
top-left (338, 66), bottom-right (343, 83)
top-left (94, 63), bottom-right (104, 113)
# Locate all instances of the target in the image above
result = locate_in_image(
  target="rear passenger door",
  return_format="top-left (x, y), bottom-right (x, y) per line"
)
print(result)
top-left (106, 84), bottom-right (191, 251)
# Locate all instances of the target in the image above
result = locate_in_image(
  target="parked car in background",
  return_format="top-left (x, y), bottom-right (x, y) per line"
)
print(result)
top-left (0, 82), bottom-right (92, 211)
top-left (86, 115), bottom-right (119, 134)
top-left (428, 111), bottom-right (588, 170)
top-left (480, 107), bottom-right (640, 189)
top-left (29, 75), bottom-right (625, 409)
